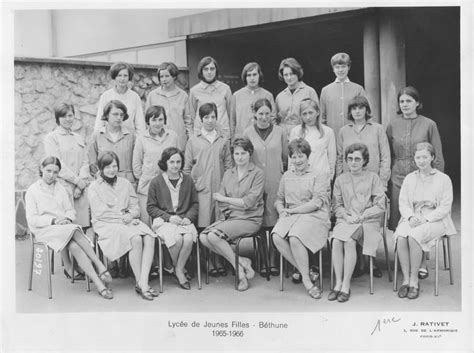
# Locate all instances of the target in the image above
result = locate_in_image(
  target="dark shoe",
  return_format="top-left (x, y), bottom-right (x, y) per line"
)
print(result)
top-left (64, 269), bottom-right (85, 281)
top-left (398, 284), bottom-right (410, 298)
top-left (217, 267), bottom-right (228, 277)
top-left (270, 266), bottom-right (280, 276)
top-left (118, 259), bottom-right (129, 278)
top-left (109, 262), bottom-right (119, 279)
top-left (149, 266), bottom-right (160, 281)
top-left (135, 285), bottom-right (154, 301)
top-left (184, 271), bottom-right (193, 281)
top-left (327, 289), bottom-right (340, 301)
top-left (98, 288), bottom-right (113, 300)
top-left (309, 266), bottom-right (320, 284)
top-left (178, 281), bottom-right (191, 290)
top-left (337, 290), bottom-right (351, 303)
top-left (209, 268), bottom-right (220, 277)
top-left (418, 267), bottom-right (429, 280)
top-left (407, 286), bottom-right (420, 299)
top-left (291, 271), bottom-right (302, 284)
top-left (372, 267), bottom-right (383, 278)
top-left (308, 285), bottom-right (322, 299)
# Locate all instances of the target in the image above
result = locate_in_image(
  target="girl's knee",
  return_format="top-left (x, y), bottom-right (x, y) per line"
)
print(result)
top-left (272, 233), bottom-right (285, 245)
top-left (182, 234), bottom-right (193, 245)
top-left (130, 235), bottom-right (143, 248)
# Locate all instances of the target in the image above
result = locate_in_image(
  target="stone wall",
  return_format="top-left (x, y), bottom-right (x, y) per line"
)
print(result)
top-left (14, 57), bottom-right (189, 191)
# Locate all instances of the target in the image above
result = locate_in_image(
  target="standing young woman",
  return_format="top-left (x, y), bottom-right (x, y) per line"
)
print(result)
top-left (387, 86), bottom-right (445, 279)
top-left (393, 142), bottom-right (455, 299)
top-left (289, 98), bottom-right (336, 183)
top-left (189, 56), bottom-right (233, 138)
top-left (145, 62), bottom-right (192, 150)
top-left (26, 157), bottom-right (113, 299)
top-left (88, 152), bottom-right (158, 300)
top-left (231, 62), bottom-right (276, 137)
top-left (133, 105), bottom-right (179, 225)
top-left (199, 137), bottom-right (265, 291)
top-left (330, 143), bottom-right (385, 303)
top-left (94, 62), bottom-right (145, 135)
top-left (147, 147), bottom-right (199, 290)
top-left (244, 98), bottom-right (288, 275)
top-left (275, 58), bottom-right (319, 136)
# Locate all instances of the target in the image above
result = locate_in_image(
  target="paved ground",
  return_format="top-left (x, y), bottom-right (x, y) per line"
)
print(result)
top-left (15, 200), bottom-right (462, 313)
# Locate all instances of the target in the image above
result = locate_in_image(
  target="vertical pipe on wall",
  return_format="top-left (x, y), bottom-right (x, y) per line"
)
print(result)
top-left (363, 15), bottom-right (381, 124)
top-left (379, 10), bottom-right (406, 126)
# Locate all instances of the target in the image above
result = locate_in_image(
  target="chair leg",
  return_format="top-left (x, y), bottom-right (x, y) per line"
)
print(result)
top-left (446, 236), bottom-right (454, 285)
top-left (260, 234), bottom-right (270, 281)
top-left (382, 229), bottom-right (392, 282)
top-left (158, 238), bottom-right (163, 293)
top-left (435, 239), bottom-right (439, 296)
top-left (253, 236), bottom-right (260, 272)
top-left (369, 256), bottom-right (374, 295)
top-left (234, 239), bottom-right (241, 290)
top-left (205, 248), bottom-right (210, 285)
top-left (442, 237), bottom-right (448, 270)
top-left (279, 252), bottom-right (284, 291)
top-left (28, 241), bottom-right (34, 291)
top-left (196, 239), bottom-right (202, 290)
top-left (45, 245), bottom-right (52, 299)
top-left (329, 239), bottom-right (334, 290)
top-left (393, 240), bottom-right (399, 291)
top-left (50, 249), bottom-right (54, 275)
top-left (319, 249), bottom-right (323, 290)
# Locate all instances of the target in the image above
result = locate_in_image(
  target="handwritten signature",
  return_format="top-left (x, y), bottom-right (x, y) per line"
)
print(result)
top-left (371, 317), bottom-right (401, 335)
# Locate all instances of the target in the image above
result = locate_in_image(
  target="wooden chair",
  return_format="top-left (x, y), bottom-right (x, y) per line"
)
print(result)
top-left (393, 234), bottom-right (454, 296)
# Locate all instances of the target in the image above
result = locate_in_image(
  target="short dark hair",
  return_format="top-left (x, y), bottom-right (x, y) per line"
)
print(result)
top-left (158, 147), bottom-right (184, 172)
top-left (54, 102), bottom-right (75, 125)
top-left (145, 105), bottom-right (167, 125)
top-left (344, 143), bottom-right (369, 167)
top-left (198, 102), bottom-right (218, 121)
top-left (278, 58), bottom-right (303, 81)
top-left (288, 138), bottom-right (311, 158)
top-left (197, 56), bottom-right (219, 81)
top-left (347, 96), bottom-right (372, 121)
top-left (231, 136), bottom-right (254, 156)
top-left (330, 52), bottom-right (352, 67)
top-left (39, 156), bottom-right (61, 177)
top-left (252, 98), bottom-right (272, 113)
top-left (102, 100), bottom-right (129, 122)
top-left (397, 86), bottom-right (423, 114)
top-left (109, 62), bottom-right (134, 80)
top-left (97, 151), bottom-right (120, 171)
top-left (241, 62), bottom-right (264, 85)
top-left (157, 62), bottom-right (179, 80)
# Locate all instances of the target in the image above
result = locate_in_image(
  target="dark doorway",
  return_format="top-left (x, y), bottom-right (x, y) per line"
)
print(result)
top-left (403, 7), bottom-right (460, 192)
top-left (186, 11), bottom-right (366, 98)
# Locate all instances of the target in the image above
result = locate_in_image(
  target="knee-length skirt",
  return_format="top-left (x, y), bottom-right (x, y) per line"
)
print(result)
top-left (152, 218), bottom-right (198, 248)
top-left (331, 221), bottom-right (381, 257)
top-left (394, 220), bottom-right (446, 252)
top-left (34, 224), bottom-right (89, 253)
top-left (272, 212), bottom-right (330, 254)
top-left (201, 219), bottom-right (261, 242)
top-left (93, 220), bottom-right (155, 261)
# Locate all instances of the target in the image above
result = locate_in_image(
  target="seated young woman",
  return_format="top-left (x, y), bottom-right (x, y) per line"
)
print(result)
top-left (329, 143), bottom-right (385, 303)
top-left (393, 142), bottom-right (455, 299)
top-left (88, 151), bottom-right (158, 300)
top-left (272, 138), bottom-right (331, 299)
top-left (25, 156), bottom-right (113, 299)
top-left (147, 147), bottom-right (199, 290)
top-left (199, 136), bottom-right (265, 291)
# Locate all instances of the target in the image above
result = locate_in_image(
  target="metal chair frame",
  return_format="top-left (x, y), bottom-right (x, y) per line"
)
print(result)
top-left (393, 234), bottom-right (453, 296)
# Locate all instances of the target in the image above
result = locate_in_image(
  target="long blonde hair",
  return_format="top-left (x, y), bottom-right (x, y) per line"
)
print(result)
top-left (298, 98), bottom-right (324, 139)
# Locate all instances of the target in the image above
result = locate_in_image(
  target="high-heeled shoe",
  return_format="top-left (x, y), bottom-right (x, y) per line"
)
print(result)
top-left (135, 284), bottom-right (154, 300)
top-left (98, 288), bottom-right (113, 300)
top-left (99, 270), bottom-right (112, 289)
top-left (173, 273), bottom-right (191, 290)
top-left (64, 269), bottom-right (85, 281)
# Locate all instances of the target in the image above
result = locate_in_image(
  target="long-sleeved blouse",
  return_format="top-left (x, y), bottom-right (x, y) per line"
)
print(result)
top-left (189, 80), bottom-right (232, 138)
top-left (94, 88), bottom-right (146, 136)
top-left (132, 128), bottom-right (178, 196)
top-left (336, 120), bottom-right (391, 187)
top-left (145, 86), bottom-right (192, 150)
top-left (230, 86), bottom-right (276, 137)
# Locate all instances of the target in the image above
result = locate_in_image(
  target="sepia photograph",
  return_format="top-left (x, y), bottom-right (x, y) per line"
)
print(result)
top-left (2, 1), bottom-right (472, 351)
